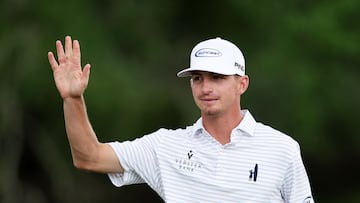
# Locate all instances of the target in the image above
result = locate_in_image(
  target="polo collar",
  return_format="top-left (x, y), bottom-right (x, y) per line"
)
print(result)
top-left (193, 118), bottom-right (205, 137)
top-left (235, 109), bottom-right (257, 137)
top-left (192, 109), bottom-right (257, 137)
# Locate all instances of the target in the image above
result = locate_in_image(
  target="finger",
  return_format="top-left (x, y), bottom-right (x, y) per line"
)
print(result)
top-left (56, 40), bottom-right (65, 63)
top-left (65, 35), bottom-right (72, 56)
top-left (73, 39), bottom-right (81, 66)
top-left (47, 52), bottom-right (59, 71)
top-left (82, 64), bottom-right (91, 84)
top-left (83, 64), bottom-right (91, 77)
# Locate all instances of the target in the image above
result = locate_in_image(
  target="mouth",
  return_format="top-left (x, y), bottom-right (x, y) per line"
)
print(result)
top-left (199, 97), bottom-right (218, 104)
top-left (201, 98), bottom-right (216, 101)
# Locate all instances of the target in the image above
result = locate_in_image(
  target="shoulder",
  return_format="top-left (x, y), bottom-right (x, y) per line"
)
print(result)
top-left (256, 122), bottom-right (297, 140)
top-left (241, 110), bottom-right (299, 148)
top-left (151, 125), bottom-right (197, 140)
top-left (253, 122), bottom-right (300, 153)
top-left (137, 124), bottom-right (196, 143)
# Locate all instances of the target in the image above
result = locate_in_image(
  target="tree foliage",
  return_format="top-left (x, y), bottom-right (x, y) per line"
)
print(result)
top-left (1, 0), bottom-right (359, 202)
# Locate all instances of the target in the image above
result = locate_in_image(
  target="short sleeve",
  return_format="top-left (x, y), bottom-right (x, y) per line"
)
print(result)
top-left (281, 143), bottom-right (314, 203)
top-left (105, 131), bottom-right (163, 193)
top-left (107, 142), bottom-right (144, 187)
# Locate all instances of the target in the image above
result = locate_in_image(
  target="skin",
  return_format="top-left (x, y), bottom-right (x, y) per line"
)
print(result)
top-left (190, 72), bottom-right (249, 144)
top-left (47, 36), bottom-right (249, 174)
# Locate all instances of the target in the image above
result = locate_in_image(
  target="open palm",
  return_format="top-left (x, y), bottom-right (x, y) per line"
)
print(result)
top-left (48, 36), bottom-right (90, 99)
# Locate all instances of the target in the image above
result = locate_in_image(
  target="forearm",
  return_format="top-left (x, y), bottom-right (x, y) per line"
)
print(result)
top-left (49, 36), bottom-right (122, 173)
top-left (63, 96), bottom-right (100, 169)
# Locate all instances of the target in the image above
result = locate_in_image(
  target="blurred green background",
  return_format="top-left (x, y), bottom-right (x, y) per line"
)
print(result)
top-left (1, 0), bottom-right (359, 202)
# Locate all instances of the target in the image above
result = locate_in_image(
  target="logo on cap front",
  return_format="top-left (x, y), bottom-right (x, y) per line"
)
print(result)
top-left (195, 48), bottom-right (222, 57)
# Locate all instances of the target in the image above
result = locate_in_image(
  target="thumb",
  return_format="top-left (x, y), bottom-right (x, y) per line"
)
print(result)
top-left (82, 64), bottom-right (91, 83)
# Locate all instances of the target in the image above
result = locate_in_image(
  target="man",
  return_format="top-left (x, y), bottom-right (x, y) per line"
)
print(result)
top-left (48, 36), bottom-right (314, 202)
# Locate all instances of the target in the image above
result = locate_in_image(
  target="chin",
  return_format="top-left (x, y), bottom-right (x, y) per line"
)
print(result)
top-left (203, 109), bottom-right (220, 117)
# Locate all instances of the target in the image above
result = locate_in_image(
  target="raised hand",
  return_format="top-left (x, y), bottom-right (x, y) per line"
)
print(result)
top-left (48, 36), bottom-right (91, 99)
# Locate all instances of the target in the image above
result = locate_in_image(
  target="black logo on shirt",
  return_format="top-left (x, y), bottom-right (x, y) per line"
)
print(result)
top-left (249, 164), bottom-right (258, 182)
top-left (187, 150), bottom-right (194, 160)
top-left (175, 150), bottom-right (201, 172)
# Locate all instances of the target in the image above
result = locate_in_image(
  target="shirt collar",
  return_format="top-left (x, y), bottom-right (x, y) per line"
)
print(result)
top-left (193, 117), bottom-right (204, 137)
top-left (234, 109), bottom-right (257, 137)
top-left (192, 109), bottom-right (257, 137)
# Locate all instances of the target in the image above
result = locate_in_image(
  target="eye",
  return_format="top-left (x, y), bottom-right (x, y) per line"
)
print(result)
top-left (191, 75), bottom-right (201, 81)
top-left (211, 74), bottom-right (225, 80)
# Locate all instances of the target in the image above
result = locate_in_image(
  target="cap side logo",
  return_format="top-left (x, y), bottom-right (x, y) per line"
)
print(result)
top-left (235, 62), bottom-right (245, 72)
top-left (195, 48), bottom-right (222, 57)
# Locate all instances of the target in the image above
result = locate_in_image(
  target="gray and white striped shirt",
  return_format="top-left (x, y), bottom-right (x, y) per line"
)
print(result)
top-left (108, 110), bottom-right (314, 203)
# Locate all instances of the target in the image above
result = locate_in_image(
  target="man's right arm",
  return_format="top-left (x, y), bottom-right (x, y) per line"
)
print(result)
top-left (63, 96), bottom-right (123, 173)
top-left (48, 36), bottom-right (123, 174)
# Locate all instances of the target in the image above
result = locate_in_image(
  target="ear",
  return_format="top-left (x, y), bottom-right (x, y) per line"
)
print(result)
top-left (238, 75), bottom-right (249, 95)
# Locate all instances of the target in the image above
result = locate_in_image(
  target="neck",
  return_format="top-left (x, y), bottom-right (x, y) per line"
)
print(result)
top-left (202, 108), bottom-right (243, 145)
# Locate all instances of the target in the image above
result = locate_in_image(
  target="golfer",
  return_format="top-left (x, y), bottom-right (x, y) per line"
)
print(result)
top-left (48, 36), bottom-right (314, 202)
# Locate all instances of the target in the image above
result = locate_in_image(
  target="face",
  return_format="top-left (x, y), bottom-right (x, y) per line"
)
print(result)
top-left (190, 71), bottom-right (249, 117)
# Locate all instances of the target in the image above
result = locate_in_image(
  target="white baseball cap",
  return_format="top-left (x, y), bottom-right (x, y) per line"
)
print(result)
top-left (177, 37), bottom-right (245, 77)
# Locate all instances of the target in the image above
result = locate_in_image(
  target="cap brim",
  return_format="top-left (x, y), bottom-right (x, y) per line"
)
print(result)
top-left (176, 68), bottom-right (193, 77)
top-left (177, 67), bottom-right (237, 77)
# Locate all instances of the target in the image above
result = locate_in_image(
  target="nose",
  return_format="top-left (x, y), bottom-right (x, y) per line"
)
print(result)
top-left (201, 78), bottom-right (213, 94)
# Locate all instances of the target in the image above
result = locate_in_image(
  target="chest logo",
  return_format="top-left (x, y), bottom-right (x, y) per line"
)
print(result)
top-left (187, 150), bottom-right (194, 160)
top-left (174, 150), bottom-right (201, 172)
top-left (249, 163), bottom-right (258, 182)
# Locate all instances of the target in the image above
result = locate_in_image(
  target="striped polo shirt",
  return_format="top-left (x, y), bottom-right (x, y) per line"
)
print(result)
top-left (107, 110), bottom-right (314, 203)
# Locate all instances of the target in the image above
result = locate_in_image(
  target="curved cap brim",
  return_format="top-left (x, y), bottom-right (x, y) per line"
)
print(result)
top-left (177, 67), bottom-right (238, 77)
